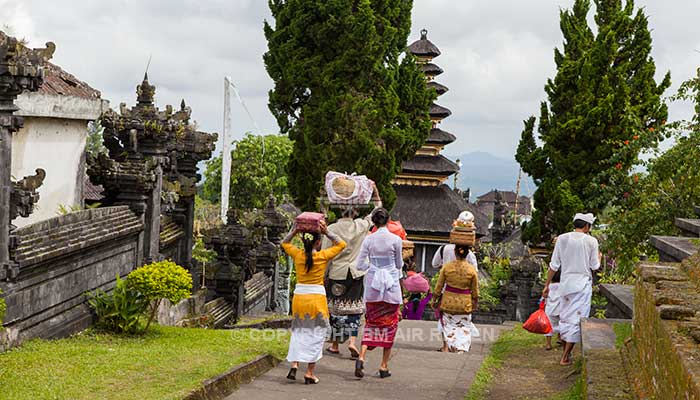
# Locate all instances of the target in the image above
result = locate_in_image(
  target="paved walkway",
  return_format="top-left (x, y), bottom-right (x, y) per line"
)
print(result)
top-left (226, 320), bottom-right (510, 400)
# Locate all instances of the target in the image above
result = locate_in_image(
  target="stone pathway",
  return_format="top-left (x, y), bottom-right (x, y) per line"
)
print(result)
top-left (226, 320), bottom-right (510, 400)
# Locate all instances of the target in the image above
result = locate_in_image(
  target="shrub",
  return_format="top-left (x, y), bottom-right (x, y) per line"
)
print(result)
top-left (0, 288), bottom-right (6, 328)
top-left (127, 260), bottom-right (192, 331)
top-left (87, 275), bottom-right (146, 334)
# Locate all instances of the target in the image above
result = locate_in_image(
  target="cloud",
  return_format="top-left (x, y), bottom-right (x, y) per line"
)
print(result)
top-left (3, 0), bottom-right (700, 160)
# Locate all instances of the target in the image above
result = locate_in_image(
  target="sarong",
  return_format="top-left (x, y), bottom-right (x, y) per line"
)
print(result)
top-left (544, 282), bottom-right (561, 337)
top-left (441, 313), bottom-right (473, 352)
top-left (361, 301), bottom-right (400, 349)
top-left (558, 283), bottom-right (592, 343)
top-left (327, 271), bottom-right (365, 343)
top-left (286, 284), bottom-right (330, 363)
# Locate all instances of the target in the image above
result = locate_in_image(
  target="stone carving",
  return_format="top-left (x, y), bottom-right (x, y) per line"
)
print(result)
top-left (202, 196), bottom-right (291, 320)
top-left (87, 74), bottom-right (216, 265)
top-left (490, 190), bottom-right (513, 244)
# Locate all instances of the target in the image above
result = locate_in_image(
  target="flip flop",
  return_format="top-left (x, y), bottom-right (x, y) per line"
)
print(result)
top-left (348, 346), bottom-right (360, 359)
top-left (325, 347), bottom-right (340, 355)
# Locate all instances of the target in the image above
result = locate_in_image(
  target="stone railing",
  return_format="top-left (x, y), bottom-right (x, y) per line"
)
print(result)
top-left (0, 206), bottom-right (143, 349)
top-left (631, 254), bottom-right (700, 399)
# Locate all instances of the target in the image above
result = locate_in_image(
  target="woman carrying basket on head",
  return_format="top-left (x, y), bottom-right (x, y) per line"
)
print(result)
top-left (281, 220), bottom-right (346, 385)
top-left (434, 242), bottom-right (479, 353)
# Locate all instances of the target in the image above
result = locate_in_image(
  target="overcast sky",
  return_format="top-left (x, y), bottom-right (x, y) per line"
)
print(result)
top-left (3, 0), bottom-right (700, 160)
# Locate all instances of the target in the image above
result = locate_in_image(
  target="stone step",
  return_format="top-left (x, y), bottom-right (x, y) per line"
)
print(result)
top-left (599, 284), bottom-right (634, 319)
top-left (581, 318), bottom-right (619, 353)
top-left (581, 318), bottom-right (634, 399)
top-left (676, 218), bottom-right (700, 236)
top-left (650, 235), bottom-right (699, 262)
top-left (204, 297), bottom-right (235, 328)
top-left (14, 210), bottom-right (136, 251)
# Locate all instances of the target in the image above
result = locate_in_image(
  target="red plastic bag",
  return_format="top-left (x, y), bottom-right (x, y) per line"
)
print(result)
top-left (371, 220), bottom-right (407, 240)
top-left (523, 299), bottom-right (552, 335)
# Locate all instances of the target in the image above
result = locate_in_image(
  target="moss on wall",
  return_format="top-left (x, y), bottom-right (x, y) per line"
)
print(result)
top-left (632, 263), bottom-right (700, 400)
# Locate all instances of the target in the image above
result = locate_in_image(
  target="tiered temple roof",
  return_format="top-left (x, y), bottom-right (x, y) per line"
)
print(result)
top-left (392, 30), bottom-right (484, 241)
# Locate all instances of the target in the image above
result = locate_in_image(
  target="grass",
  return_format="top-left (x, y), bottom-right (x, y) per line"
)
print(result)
top-left (0, 325), bottom-right (288, 400)
top-left (613, 321), bottom-right (632, 349)
top-left (548, 375), bottom-right (584, 400)
top-left (465, 324), bottom-right (542, 400)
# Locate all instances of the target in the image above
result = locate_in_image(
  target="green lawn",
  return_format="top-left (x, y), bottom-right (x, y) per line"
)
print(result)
top-left (0, 326), bottom-right (288, 400)
top-left (465, 324), bottom-right (542, 400)
top-left (465, 324), bottom-right (583, 400)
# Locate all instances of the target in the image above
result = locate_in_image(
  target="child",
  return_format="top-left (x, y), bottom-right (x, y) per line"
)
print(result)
top-left (544, 269), bottom-right (562, 350)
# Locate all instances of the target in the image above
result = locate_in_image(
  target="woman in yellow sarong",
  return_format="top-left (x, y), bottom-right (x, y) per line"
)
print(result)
top-left (281, 220), bottom-right (346, 385)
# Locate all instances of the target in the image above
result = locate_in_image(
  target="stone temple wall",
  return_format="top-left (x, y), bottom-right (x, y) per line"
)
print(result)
top-left (0, 206), bottom-right (143, 350)
top-left (631, 255), bottom-right (700, 399)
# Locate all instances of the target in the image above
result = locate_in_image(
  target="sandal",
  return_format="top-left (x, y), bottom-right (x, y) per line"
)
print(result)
top-left (348, 346), bottom-right (360, 359)
top-left (379, 369), bottom-right (391, 379)
top-left (355, 359), bottom-right (364, 378)
top-left (286, 367), bottom-right (297, 380)
top-left (325, 347), bottom-right (340, 355)
top-left (304, 375), bottom-right (320, 384)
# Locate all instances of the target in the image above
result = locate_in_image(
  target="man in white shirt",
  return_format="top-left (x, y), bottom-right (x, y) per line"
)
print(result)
top-left (432, 244), bottom-right (478, 271)
top-left (543, 212), bottom-right (600, 366)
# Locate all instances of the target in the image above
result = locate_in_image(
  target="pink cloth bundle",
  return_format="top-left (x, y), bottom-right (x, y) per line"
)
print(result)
top-left (402, 273), bottom-right (430, 293)
top-left (325, 171), bottom-right (374, 205)
top-left (295, 212), bottom-right (326, 233)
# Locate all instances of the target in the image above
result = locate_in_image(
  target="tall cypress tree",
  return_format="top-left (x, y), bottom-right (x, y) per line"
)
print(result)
top-left (516, 0), bottom-right (670, 244)
top-left (264, 0), bottom-right (434, 211)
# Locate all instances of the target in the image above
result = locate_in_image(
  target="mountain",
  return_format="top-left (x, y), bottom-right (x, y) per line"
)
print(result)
top-left (445, 152), bottom-right (535, 201)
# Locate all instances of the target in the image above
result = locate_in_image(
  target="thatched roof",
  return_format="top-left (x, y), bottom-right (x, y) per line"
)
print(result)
top-left (391, 184), bottom-right (490, 238)
top-left (408, 29), bottom-right (441, 58)
top-left (427, 81), bottom-right (449, 96)
top-left (421, 63), bottom-right (444, 77)
top-left (430, 102), bottom-right (452, 119)
top-left (426, 128), bottom-right (456, 145)
top-left (401, 154), bottom-right (459, 176)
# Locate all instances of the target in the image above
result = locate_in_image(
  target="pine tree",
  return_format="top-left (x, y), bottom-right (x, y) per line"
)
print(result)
top-left (516, 0), bottom-right (670, 244)
top-left (264, 0), bottom-right (434, 211)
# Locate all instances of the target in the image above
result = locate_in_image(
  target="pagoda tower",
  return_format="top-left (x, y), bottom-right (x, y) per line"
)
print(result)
top-left (391, 29), bottom-right (486, 273)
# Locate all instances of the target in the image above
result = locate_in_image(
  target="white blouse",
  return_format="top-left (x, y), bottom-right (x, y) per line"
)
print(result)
top-left (356, 227), bottom-right (404, 304)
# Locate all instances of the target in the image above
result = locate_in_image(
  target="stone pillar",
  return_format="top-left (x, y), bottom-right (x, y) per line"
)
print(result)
top-left (0, 33), bottom-right (53, 279)
top-left (144, 163), bottom-right (163, 262)
top-left (182, 197), bottom-right (195, 268)
top-left (0, 109), bottom-right (15, 272)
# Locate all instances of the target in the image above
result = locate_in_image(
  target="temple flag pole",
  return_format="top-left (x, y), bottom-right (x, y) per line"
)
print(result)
top-left (221, 76), bottom-right (232, 223)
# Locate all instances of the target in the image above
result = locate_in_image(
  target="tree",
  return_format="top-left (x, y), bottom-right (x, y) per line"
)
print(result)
top-left (86, 119), bottom-right (107, 156)
top-left (264, 0), bottom-right (435, 211)
top-left (202, 133), bottom-right (293, 209)
top-left (603, 69), bottom-right (700, 281)
top-left (515, 0), bottom-right (670, 244)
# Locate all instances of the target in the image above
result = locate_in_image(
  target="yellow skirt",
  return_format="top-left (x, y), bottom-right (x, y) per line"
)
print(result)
top-left (292, 293), bottom-right (329, 321)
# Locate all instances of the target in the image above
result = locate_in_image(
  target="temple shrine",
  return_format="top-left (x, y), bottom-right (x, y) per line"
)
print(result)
top-left (391, 29), bottom-right (487, 273)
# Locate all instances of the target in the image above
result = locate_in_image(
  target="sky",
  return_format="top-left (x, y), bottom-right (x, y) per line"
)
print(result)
top-left (2, 0), bottom-right (700, 161)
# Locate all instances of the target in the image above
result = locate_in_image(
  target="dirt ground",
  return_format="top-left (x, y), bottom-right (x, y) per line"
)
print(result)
top-left (484, 341), bottom-right (582, 400)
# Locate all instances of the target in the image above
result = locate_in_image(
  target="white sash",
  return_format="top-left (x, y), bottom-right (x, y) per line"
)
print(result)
top-left (294, 283), bottom-right (326, 296)
top-left (369, 256), bottom-right (399, 297)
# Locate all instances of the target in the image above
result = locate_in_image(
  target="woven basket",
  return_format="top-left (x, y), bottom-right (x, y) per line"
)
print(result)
top-left (450, 230), bottom-right (476, 246)
top-left (402, 240), bottom-right (415, 260)
top-left (453, 222), bottom-right (476, 232)
top-left (331, 176), bottom-right (356, 198)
